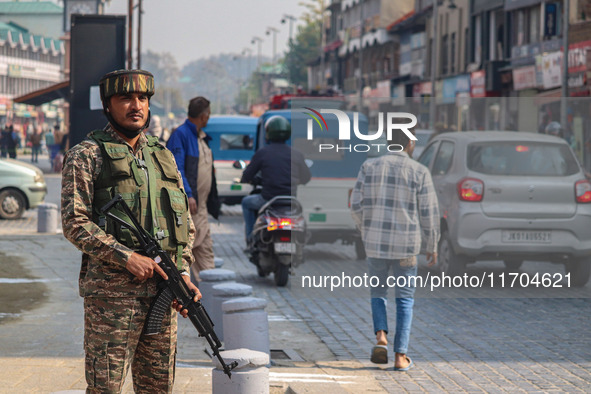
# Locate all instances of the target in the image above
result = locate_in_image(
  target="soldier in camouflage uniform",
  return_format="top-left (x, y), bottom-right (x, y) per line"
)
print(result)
top-left (61, 69), bottom-right (200, 393)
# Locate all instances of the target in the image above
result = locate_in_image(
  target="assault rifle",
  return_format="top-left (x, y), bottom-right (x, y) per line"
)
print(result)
top-left (101, 194), bottom-right (238, 378)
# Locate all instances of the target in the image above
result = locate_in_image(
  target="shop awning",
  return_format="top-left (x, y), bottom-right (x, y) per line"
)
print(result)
top-left (13, 80), bottom-right (70, 106)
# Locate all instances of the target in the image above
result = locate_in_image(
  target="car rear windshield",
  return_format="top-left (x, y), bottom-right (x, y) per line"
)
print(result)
top-left (467, 141), bottom-right (580, 176)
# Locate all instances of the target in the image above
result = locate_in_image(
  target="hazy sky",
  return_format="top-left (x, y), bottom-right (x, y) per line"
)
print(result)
top-left (103, 0), bottom-right (308, 67)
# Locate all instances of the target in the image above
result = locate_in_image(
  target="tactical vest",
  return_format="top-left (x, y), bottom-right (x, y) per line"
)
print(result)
top-left (89, 129), bottom-right (190, 265)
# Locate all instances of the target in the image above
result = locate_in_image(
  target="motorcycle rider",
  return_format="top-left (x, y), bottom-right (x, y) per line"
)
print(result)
top-left (240, 115), bottom-right (311, 243)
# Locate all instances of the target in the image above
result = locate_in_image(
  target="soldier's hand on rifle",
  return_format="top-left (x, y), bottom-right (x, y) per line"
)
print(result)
top-left (126, 252), bottom-right (169, 282)
top-left (172, 276), bottom-right (202, 318)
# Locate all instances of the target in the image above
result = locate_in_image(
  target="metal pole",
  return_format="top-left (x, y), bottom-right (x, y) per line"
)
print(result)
top-left (137, 0), bottom-right (142, 68)
top-left (429, 0), bottom-right (438, 130)
top-left (357, 2), bottom-right (363, 111)
top-left (560, 0), bottom-right (569, 131)
top-left (320, 0), bottom-right (326, 88)
top-left (127, 0), bottom-right (133, 69)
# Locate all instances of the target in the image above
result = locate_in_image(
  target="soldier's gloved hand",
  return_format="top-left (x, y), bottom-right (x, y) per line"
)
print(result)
top-left (172, 276), bottom-right (202, 318)
top-left (126, 252), bottom-right (168, 282)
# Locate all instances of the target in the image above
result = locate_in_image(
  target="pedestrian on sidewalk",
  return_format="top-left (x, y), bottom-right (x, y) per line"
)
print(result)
top-left (167, 97), bottom-right (220, 283)
top-left (61, 69), bottom-right (199, 393)
top-left (350, 129), bottom-right (440, 371)
top-left (30, 126), bottom-right (42, 163)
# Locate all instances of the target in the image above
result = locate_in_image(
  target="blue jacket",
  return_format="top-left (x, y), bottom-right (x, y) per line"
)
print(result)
top-left (166, 119), bottom-right (220, 218)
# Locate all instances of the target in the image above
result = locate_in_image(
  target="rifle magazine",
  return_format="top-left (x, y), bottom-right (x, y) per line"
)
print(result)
top-left (144, 286), bottom-right (175, 335)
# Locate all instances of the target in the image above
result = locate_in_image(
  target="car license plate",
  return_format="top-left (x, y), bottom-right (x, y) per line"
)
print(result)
top-left (501, 231), bottom-right (552, 243)
top-left (230, 184), bottom-right (242, 190)
top-left (274, 243), bottom-right (296, 254)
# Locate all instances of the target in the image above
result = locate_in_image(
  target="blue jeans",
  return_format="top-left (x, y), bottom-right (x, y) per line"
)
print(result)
top-left (241, 193), bottom-right (267, 240)
top-left (368, 256), bottom-right (418, 354)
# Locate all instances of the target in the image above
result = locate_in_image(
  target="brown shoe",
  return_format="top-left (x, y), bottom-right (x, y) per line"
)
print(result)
top-left (370, 345), bottom-right (388, 364)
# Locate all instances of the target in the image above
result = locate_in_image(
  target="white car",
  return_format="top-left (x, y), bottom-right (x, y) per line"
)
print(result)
top-left (0, 159), bottom-right (47, 219)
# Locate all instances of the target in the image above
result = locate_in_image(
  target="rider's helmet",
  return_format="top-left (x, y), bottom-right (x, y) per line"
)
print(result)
top-left (265, 116), bottom-right (291, 142)
top-left (545, 121), bottom-right (563, 137)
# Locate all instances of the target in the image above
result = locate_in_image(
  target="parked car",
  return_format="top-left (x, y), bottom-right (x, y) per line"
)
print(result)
top-left (0, 158), bottom-right (47, 219)
top-left (417, 131), bottom-right (591, 286)
top-left (204, 115), bottom-right (257, 205)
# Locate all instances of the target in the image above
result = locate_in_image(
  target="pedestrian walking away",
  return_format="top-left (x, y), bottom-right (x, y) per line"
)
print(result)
top-left (60, 69), bottom-right (200, 393)
top-left (350, 129), bottom-right (440, 371)
top-left (167, 96), bottom-right (221, 283)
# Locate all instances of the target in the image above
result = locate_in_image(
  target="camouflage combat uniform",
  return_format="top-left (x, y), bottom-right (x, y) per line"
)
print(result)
top-left (62, 125), bottom-right (195, 394)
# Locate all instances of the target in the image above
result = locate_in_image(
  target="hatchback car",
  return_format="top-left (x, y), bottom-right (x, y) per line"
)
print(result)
top-left (0, 158), bottom-right (47, 219)
top-left (418, 131), bottom-right (591, 286)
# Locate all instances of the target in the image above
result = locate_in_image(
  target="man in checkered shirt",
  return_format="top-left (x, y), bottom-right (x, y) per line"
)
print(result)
top-left (350, 128), bottom-right (440, 371)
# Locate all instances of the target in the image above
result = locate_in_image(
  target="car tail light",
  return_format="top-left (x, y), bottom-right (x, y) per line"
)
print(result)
top-left (279, 236), bottom-right (291, 242)
top-left (575, 180), bottom-right (591, 203)
top-left (458, 178), bottom-right (484, 202)
top-left (348, 188), bottom-right (353, 208)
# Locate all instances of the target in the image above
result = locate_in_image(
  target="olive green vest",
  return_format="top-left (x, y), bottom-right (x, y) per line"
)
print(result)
top-left (89, 129), bottom-right (190, 265)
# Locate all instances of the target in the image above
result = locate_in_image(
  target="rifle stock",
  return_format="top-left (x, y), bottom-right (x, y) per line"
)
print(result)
top-left (101, 194), bottom-right (238, 378)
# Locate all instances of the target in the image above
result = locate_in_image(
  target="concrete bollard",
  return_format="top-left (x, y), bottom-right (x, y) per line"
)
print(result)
top-left (199, 269), bottom-right (236, 316)
top-left (211, 283), bottom-right (252, 341)
top-left (214, 257), bottom-right (224, 268)
top-left (222, 297), bottom-right (269, 356)
top-left (37, 203), bottom-right (58, 233)
top-left (212, 348), bottom-right (269, 394)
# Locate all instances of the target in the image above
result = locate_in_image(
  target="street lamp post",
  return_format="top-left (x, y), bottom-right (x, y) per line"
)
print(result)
top-left (357, 1), bottom-right (366, 111)
top-left (281, 14), bottom-right (296, 44)
top-left (560, 0), bottom-right (570, 132)
top-left (265, 27), bottom-right (279, 65)
top-left (242, 48), bottom-right (253, 78)
top-left (429, 0), bottom-right (456, 130)
top-left (429, 0), bottom-right (439, 130)
top-left (251, 36), bottom-right (263, 69)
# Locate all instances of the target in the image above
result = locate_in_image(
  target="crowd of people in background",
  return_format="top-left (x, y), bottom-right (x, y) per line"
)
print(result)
top-left (0, 122), bottom-right (68, 171)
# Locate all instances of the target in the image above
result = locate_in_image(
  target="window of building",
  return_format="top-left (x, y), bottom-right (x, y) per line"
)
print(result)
top-left (474, 15), bottom-right (481, 64)
top-left (530, 6), bottom-right (540, 43)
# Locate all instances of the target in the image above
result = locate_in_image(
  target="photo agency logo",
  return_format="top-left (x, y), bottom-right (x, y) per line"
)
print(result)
top-left (303, 108), bottom-right (418, 153)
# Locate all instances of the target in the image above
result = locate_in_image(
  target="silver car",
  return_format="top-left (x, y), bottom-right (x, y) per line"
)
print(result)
top-left (417, 131), bottom-right (591, 287)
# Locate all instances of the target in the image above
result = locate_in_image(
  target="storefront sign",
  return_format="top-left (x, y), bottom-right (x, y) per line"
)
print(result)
top-left (568, 73), bottom-right (586, 89)
top-left (541, 51), bottom-right (562, 89)
top-left (513, 66), bottom-right (537, 90)
top-left (471, 70), bottom-right (486, 97)
top-left (568, 40), bottom-right (591, 73)
top-left (7, 64), bottom-right (21, 78)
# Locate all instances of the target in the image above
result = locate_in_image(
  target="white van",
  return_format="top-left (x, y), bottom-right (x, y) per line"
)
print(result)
top-left (257, 107), bottom-right (370, 259)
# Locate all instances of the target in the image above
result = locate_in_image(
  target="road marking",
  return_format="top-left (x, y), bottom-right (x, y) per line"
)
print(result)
top-left (268, 315), bottom-right (304, 322)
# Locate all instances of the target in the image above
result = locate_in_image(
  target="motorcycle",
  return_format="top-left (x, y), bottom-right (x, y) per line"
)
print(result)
top-left (248, 195), bottom-right (306, 286)
top-left (240, 174), bottom-right (306, 286)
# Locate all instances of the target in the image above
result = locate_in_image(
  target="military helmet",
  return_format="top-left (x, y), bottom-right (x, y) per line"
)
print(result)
top-left (545, 121), bottom-right (563, 137)
top-left (265, 115), bottom-right (291, 142)
top-left (99, 69), bottom-right (155, 103)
